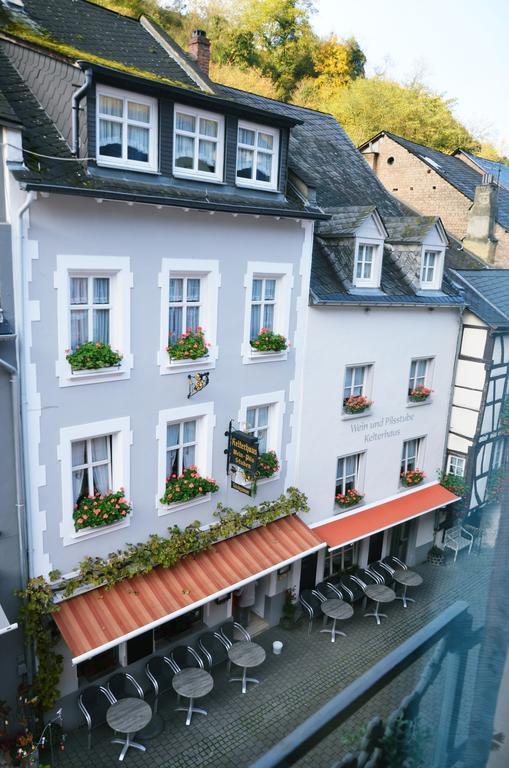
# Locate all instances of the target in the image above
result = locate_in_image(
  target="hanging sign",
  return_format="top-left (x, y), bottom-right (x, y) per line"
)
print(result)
top-left (187, 371), bottom-right (210, 399)
top-left (231, 479), bottom-right (253, 496)
top-left (225, 421), bottom-right (259, 478)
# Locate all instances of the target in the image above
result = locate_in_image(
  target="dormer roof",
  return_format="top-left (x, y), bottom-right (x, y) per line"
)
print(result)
top-left (384, 216), bottom-right (448, 247)
top-left (316, 205), bottom-right (388, 239)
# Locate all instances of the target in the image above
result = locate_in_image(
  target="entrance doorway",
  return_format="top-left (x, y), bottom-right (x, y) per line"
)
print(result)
top-left (299, 552), bottom-right (318, 591)
top-left (390, 521), bottom-right (410, 562)
top-left (368, 531), bottom-right (384, 563)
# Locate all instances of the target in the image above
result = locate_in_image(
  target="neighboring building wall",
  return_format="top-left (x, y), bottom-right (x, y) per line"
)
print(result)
top-left (361, 136), bottom-right (509, 267)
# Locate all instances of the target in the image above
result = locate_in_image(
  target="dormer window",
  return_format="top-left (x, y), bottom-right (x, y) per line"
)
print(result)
top-left (236, 121), bottom-right (279, 191)
top-left (353, 241), bottom-right (383, 288)
top-left (420, 249), bottom-right (444, 290)
top-left (173, 104), bottom-right (224, 182)
top-left (96, 85), bottom-right (158, 172)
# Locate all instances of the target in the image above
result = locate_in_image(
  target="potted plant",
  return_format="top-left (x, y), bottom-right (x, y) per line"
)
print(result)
top-left (280, 587), bottom-right (301, 629)
top-left (427, 545), bottom-right (444, 566)
top-left (66, 341), bottom-right (122, 371)
top-left (73, 489), bottom-right (131, 531)
top-left (335, 488), bottom-right (364, 509)
top-left (250, 328), bottom-right (287, 353)
top-left (408, 384), bottom-right (433, 402)
top-left (160, 466), bottom-right (219, 505)
top-left (166, 327), bottom-right (209, 361)
top-left (343, 395), bottom-right (372, 415)
top-left (400, 468), bottom-right (425, 487)
top-left (249, 450), bottom-right (280, 496)
top-left (486, 467), bottom-right (504, 502)
top-left (439, 471), bottom-right (466, 497)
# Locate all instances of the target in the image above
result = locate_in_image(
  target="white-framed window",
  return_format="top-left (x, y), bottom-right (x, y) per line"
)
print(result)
top-left (343, 364), bottom-right (373, 410)
top-left (96, 85), bottom-right (158, 172)
top-left (173, 104), bottom-right (224, 182)
top-left (58, 417), bottom-right (131, 546)
top-left (242, 262), bottom-right (292, 364)
top-left (420, 248), bottom-right (444, 290)
top-left (238, 391), bottom-right (285, 482)
top-left (158, 259), bottom-right (220, 374)
top-left (55, 255), bottom-right (133, 387)
top-left (236, 121), bottom-right (279, 191)
top-left (408, 358), bottom-right (433, 395)
top-left (335, 452), bottom-right (363, 496)
top-left (400, 438), bottom-right (423, 476)
top-left (353, 241), bottom-right (382, 288)
top-left (492, 440), bottom-right (505, 470)
top-left (447, 454), bottom-right (466, 477)
top-left (157, 402), bottom-right (215, 514)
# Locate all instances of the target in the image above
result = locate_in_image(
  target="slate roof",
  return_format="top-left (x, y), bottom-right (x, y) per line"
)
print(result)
top-left (370, 132), bottom-right (509, 232)
top-left (0, 84), bottom-right (20, 127)
top-left (451, 269), bottom-right (509, 327)
top-left (384, 216), bottom-right (441, 244)
top-left (315, 206), bottom-right (379, 237)
top-left (457, 152), bottom-right (509, 192)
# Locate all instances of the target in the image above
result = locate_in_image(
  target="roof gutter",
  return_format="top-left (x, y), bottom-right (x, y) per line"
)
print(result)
top-left (71, 67), bottom-right (93, 156)
top-left (309, 297), bottom-right (464, 309)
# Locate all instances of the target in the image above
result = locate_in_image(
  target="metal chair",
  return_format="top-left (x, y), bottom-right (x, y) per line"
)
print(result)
top-left (368, 561), bottom-right (394, 586)
top-left (145, 655), bottom-right (176, 713)
top-left (299, 589), bottom-right (325, 635)
top-left (107, 671), bottom-right (144, 701)
top-left (382, 555), bottom-right (408, 574)
top-left (218, 620), bottom-right (251, 649)
top-left (340, 575), bottom-right (366, 604)
top-left (169, 644), bottom-right (204, 672)
top-left (354, 567), bottom-right (381, 586)
top-left (197, 631), bottom-right (230, 668)
top-left (314, 580), bottom-right (344, 600)
top-left (78, 684), bottom-right (115, 750)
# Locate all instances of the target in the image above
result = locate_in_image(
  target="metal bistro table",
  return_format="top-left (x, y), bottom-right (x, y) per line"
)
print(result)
top-left (172, 668), bottom-right (214, 726)
top-left (364, 583), bottom-right (396, 625)
top-left (106, 698), bottom-right (152, 762)
top-left (228, 641), bottom-right (266, 694)
top-left (320, 598), bottom-right (354, 642)
top-left (393, 569), bottom-right (423, 608)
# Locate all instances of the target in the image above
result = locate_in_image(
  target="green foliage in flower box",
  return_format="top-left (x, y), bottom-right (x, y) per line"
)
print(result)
top-left (335, 488), bottom-right (364, 508)
top-left (73, 489), bottom-right (131, 531)
top-left (408, 384), bottom-right (433, 402)
top-left (160, 466), bottom-right (219, 505)
top-left (343, 395), bottom-right (372, 414)
top-left (498, 397), bottom-right (509, 436)
top-left (401, 469), bottom-right (425, 487)
top-left (439, 472), bottom-right (466, 497)
top-left (66, 341), bottom-right (122, 370)
top-left (486, 467), bottom-right (504, 501)
top-left (167, 328), bottom-right (209, 360)
top-left (254, 450), bottom-right (279, 480)
top-left (250, 328), bottom-right (287, 352)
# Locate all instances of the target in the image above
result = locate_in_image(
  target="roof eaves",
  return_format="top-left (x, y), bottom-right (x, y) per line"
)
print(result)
top-left (450, 269), bottom-right (509, 325)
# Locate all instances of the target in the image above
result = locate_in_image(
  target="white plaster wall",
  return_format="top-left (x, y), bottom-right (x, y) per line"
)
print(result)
top-left (415, 512), bottom-right (435, 547)
top-left (463, 310), bottom-right (487, 328)
top-left (447, 433), bottom-right (473, 454)
top-left (455, 359), bottom-right (486, 390)
top-left (297, 305), bottom-right (460, 525)
top-left (450, 405), bottom-right (479, 439)
top-left (452, 386), bottom-right (483, 411)
top-left (461, 327), bottom-right (487, 359)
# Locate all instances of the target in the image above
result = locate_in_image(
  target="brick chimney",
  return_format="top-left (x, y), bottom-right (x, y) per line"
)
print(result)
top-left (188, 29), bottom-right (211, 77)
top-left (463, 173), bottom-right (498, 264)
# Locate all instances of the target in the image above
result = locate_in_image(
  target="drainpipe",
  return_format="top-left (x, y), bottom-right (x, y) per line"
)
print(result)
top-left (71, 67), bottom-right (93, 157)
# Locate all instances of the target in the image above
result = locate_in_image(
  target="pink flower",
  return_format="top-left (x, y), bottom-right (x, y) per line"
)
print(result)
top-left (103, 514), bottom-right (109, 519)
top-left (77, 518), bottom-right (83, 524)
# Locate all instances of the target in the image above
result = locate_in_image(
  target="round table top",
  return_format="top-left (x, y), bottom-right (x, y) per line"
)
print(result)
top-left (364, 584), bottom-right (396, 603)
top-left (393, 569), bottom-right (423, 587)
top-left (172, 668), bottom-right (214, 699)
top-left (320, 598), bottom-right (354, 621)
top-left (228, 641), bottom-right (266, 669)
top-left (106, 698), bottom-right (152, 734)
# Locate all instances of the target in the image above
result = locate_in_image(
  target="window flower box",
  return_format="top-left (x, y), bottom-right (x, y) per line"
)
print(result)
top-left (167, 328), bottom-right (210, 362)
top-left (335, 488), bottom-right (364, 509)
top-left (439, 472), bottom-right (466, 497)
top-left (400, 469), bottom-right (425, 487)
top-left (250, 328), bottom-right (288, 353)
top-left (160, 466), bottom-right (219, 506)
top-left (66, 341), bottom-right (122, 371)
top-left (254, 450), bottom-right (280, 480)
top-left (73, 488), bottom-right (131, 532)
top-left (343, 395), bottom-right (372, 415)
top-left (408, 384), bottom-right (433, 403)
top-left (498, 397), bottom-right (509, 436)
top-left (486, 467), bottom-right (504, 502)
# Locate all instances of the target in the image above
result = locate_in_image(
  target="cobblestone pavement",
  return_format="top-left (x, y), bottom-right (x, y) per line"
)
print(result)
top-left (57, 544), bottom-right (494, 768)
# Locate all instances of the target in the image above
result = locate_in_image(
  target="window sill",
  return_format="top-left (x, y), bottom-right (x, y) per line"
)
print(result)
top-left (173, 169), bottom-right (224, 185)
top-left (96, 158), bottom-right (159, 175)
top-left (243, 348), bottom-right (288, 365)
top-left (236, 178), bottom-right (277, 193)
top-left (334, 500), bottom-right (365, 515)
top-left (160, 349), bottom-right (217, 376)
top-left (341, 410), bottom-right (372, 420)
top-left (58, 361), bottom-right (131, 387)
top-left (158, 493), bottom-right (212, 517)
top-left (70, 365), bottom-right (123, 378)
top-left (63, 516), bottom-right (130, 546)
top-left (406, 399), bottom-right (432, 408)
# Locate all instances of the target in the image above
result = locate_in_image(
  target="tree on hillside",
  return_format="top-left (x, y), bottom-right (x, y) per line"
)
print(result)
top-left (313, 35), bottom-right (365, 88)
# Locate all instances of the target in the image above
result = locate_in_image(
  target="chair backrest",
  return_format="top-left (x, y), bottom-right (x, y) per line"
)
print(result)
top-left (218, 620), bottom-right (251, 648)
top-left (314, 581), bottom-right (343, 600)
top-left (107, 672), bottom-right (144, 701)
top-left (368, 562), bottom-right (392, 585)
top-left (78, 685), bottom-right (114, 729)
top-left (383, 555), bottom-right (407, 571)
top-left (355, 568), bottom-right (379, 585)
top-left (170, 645), bottom-right (204, 672)
top-left (145, 655), bottom-right (175, 696)
top-left (299, 589), bottom-right (323, 617)
top-left (197, 631), bottom-right (229, 667)
top-left (340, 576), bottom-right (365, 603)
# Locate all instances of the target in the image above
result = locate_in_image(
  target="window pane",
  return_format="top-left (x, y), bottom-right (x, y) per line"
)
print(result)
top-left (199, 117), bottom-right (218, 137)
top-left (72, 469), bottom-right (87, 503)
top-left (167, 423), bottom-right (180, 447)
top-left (72, 440), bottom-right (87, 468)
top-left (353, 367), bottom-right (364, 387)
top-left (186, 279), bottom-right (200, 302)
top-left (257, 406), bottom-right (269, 427)
top-left (356, 258), bottom-right (363, 279)
top-left (99, 119), bottom-right (122, 158)
top-left (264, 279), bottom-right (276, 300)
top-left (93, 309), bottom-right (109, 344)
top-left (99, 95), bottom-right (123, 117)
top-left (237, 147), bottom-right (253, 179)
top-left (93, 278), bottom-right (109, 305)
top-left (198, 139), bottom-right (216, 173)
top-left (185, 305), bottom-right (199, 331)
top-left (257, 132), bottom-right (273, 150)
top-left (258, 429), bottom-right (267, 453)
top-left (256, 151), bottom-right (272, 182)
top-left (250, 304), bottom-right (261, 340)
top-left (183, 420), bottom-right (196, 443)
top-left (246, 408), bottom-right (256, 430)
top-left (128, 101), bottom-right (150, 123)
top-left (344, 368), bottom-right (353, 389)
top-left (71, 309), bottom-right (88, 348)
top-left (168, 306), bottom-right (182, 342)
top-left (70, 277), bottom-right (88, 305)
top-left (166, 448), bottom-right (178, 476)
top-left (91, 436), bottom-right (109, 462)
top-left (239, 127), bottom-right (255, 146)
top-left (336, 457), bottom-right (344, 482)
top-left (183, 445), bottom-right (195, 469)
top-left (176, 112), bottom-right (195, 132)
top-left (175, 134), bottom-right (194, 169)
top-left (127, 125), bottom-right (149, 162)
top-left (263, 303), bottom-right (274, 330)
top-left (345, 455), bottom-right (357, 475)
top-left (169, 278), bottom-right (183, 303)
top-left (252, 279), bottom-right (263, 301)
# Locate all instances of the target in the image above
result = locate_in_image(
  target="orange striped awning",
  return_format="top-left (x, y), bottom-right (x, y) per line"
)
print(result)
top-left (54, 515), bottom-right (325, 663)
top-left (313, 483), bottom-right (459, 551)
